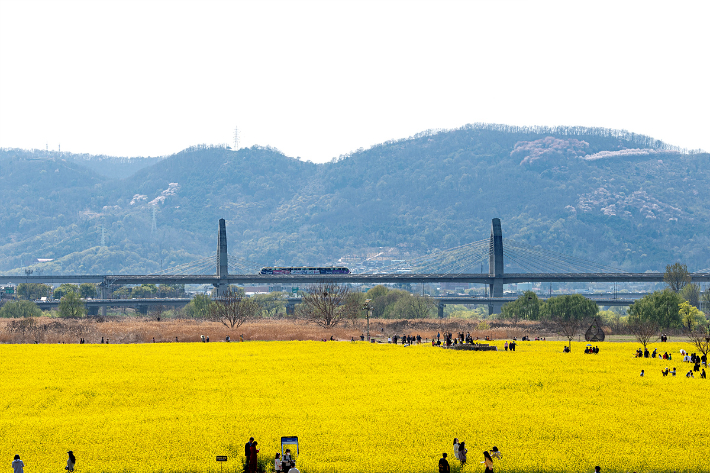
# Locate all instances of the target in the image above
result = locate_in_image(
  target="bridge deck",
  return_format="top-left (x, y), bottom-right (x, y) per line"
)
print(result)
top-left (2, 273), bottom-right (710, 285)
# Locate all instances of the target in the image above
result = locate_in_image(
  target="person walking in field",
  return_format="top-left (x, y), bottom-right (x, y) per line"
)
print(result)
top-left (65, 451), bottom-right (75, 472)
top-left (12, 455), bottom-right (24, 473)
top-left (274, 453), bottom-right (282, 473)
top-left (248, 441), bottom-right (259, 473)
top-left (438, 453), bottom-right (450, 473)
top-left (458, 441), bottom-right (467, 467)
top-left (453, 439), bottom-right (460, 461)
top-left (482, 451), bottom-right (494, 473)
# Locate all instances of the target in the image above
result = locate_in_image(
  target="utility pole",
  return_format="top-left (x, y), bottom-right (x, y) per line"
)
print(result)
top-left (363, 299), bottom-right (372, 341)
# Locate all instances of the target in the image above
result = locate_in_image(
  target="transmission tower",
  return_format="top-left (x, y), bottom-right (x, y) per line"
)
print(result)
top-left (101, 226), bottom-right (106, 246)
top-left (233, 126), bottom-right (240, 150)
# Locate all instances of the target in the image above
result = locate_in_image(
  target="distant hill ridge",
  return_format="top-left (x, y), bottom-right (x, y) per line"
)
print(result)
top-left (0, 123), bottom-right (708, 275)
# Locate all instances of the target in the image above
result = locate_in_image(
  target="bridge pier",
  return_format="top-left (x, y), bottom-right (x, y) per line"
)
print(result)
top-left (99, 283), bottom-right (110, 316)
top-left (438, 301), bottom-right (445, 319)
top-left (214, 218), bottom-right (230, 297)
top-left (488, 218), bottom-right (505, 315)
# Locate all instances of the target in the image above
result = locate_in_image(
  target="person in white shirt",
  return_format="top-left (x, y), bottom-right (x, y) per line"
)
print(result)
top-left (453, 438), bottom-right (460, 461)
top-left (288, 468), bottom-right (300, 473)
top-left (274, 453), bottom-right (282, 472)
top-left (12, 455), bottom-right (24, 473)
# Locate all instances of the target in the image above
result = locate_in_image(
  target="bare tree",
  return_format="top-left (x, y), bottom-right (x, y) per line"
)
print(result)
top-left (686, 325), bottom-right (710, 359)
top-left (628, 317), bottom-right (659, 352)
top-left (150, 304), bottom-right (167, 320)
top-left (541, 295), bottom-right (598, 351)
top-left (297, 282), bottom-right (356, 328)
top-left (211, 290), bottom-right (260, 329)
top-left (664, 262), bottom-right (691, 293)
top-left (553, 317), bottom-right (585, 350)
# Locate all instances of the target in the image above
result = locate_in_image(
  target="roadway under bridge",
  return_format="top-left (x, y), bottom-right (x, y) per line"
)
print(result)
top-left (33, 294), bottom-right (641, 317)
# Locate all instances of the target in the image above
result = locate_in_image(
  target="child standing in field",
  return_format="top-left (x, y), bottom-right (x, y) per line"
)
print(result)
top-left (12, 455), bottom-right (24, 473)
top-left (65, 451), bottom-right (75, 472)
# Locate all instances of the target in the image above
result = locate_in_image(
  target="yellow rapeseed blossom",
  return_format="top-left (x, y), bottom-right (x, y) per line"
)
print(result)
top-left (1, 340), bottom-right (708, 472)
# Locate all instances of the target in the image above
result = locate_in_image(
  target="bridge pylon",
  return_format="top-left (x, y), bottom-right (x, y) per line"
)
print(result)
top-left (488, 218), bottom-right (505, 315)
top-left (214, 218), bottom-right (229, 297)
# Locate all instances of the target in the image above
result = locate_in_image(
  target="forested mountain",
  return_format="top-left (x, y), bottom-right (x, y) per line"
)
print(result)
top-left (1, 124), bottom-right (708, 275)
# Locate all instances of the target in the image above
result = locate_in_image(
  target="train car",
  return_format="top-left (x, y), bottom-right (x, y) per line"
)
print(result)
top-left (260, 267), bottom-right (350, 275)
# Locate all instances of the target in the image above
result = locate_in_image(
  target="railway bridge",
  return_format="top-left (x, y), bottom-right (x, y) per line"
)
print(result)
top-left (2, 219), bottom-right (709, 316)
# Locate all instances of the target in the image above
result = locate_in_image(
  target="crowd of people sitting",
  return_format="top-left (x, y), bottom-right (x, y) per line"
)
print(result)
top-left (653, 367), bottom-right (706, 378)
top-left (636, 347), bottom-right (707, 379)
top-left (584, 346), bottom-right (600, 354)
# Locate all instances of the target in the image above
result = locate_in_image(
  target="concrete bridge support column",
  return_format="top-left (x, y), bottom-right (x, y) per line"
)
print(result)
top-left (438, 301), bottom-right (445, 319)
top-left (99, 283), bottom-right (109, 316)
top-left (488, 218), bottom-right (505, 316)
top-left (215, 218), bottom-right (229, 297)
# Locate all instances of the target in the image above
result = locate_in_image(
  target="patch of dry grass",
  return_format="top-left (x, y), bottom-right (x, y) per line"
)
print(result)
top-left (0, 316), bottom-right (549, 344)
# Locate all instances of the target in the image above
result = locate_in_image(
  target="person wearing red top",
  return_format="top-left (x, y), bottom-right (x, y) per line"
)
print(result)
top-left (249, 441), bottom-right (259, 473)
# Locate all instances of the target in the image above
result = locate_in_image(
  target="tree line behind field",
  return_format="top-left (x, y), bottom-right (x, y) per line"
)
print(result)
top-left (500, 263), bottom-right (709, 329)
top-left (0, 282), bottom-right (439, 323)
top-left (499, 263), bottom-right (710, 355)
top-left (2, 263), bottom-right (708, 352)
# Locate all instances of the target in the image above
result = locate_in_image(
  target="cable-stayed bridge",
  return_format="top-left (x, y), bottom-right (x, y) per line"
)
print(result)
top-left (2, 218), bottom-right (709, 314)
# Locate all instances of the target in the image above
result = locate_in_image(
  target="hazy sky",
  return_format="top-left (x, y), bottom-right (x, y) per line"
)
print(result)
top-left (1, 0), bottom-right (708, 162)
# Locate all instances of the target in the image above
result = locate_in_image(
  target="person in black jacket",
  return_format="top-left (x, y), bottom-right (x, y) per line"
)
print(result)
top-left (438, 453), bottom-right (450, 473)
top-left (245, 437), bottom-right (254, 471)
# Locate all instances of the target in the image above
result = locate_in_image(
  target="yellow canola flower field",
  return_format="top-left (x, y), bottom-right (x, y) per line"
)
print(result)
top-left (1, 340), bottom-right (708, 473)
